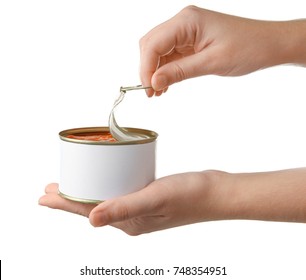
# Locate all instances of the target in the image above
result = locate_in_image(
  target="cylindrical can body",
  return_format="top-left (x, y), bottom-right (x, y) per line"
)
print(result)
top-left (58, 127), bottom-right (158, 203)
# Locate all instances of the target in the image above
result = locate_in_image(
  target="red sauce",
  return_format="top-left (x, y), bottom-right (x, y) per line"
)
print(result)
top-left (66, 132), bottom-right (117, 142)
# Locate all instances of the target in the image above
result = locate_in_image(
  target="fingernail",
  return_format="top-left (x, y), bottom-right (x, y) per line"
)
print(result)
top-left (146, 88), bottom-right (154, 98)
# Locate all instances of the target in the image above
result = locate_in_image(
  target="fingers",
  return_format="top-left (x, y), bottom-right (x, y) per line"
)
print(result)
top-left (152, 50), bottom-right (213, 88)
top-left (39, 182), bottom-right (164, 235)
top-left (139, 6), bottom-right (209, 97)
top-left (139, 18), bottom-right (179, 97)
top-left (89, 185), bottom-right (161, 227)
top-left (39, 183), bottom-right (95, 218)
top-left (140, 32), bottom-right (207, 95)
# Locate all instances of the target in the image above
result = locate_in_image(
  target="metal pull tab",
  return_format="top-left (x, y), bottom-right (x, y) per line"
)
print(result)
top-left (120, 85), bottom-right (152, 92)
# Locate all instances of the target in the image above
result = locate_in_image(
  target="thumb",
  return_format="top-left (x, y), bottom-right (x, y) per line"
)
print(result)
top-left (89, 190), bottom-right (153, 227)
top-left (152, 51), bottom-right (210, 91)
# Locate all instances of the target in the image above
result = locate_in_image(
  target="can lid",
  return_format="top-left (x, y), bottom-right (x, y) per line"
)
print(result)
top-left (59, 126), bottom-right (158, 145)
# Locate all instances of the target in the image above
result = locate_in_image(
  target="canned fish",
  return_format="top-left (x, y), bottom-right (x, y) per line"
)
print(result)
top-left (58, 127), bottom-right (158, 203)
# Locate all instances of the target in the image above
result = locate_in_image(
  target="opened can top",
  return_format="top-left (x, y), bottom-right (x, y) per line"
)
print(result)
top-left (59, 126), bottom-right (158, 145)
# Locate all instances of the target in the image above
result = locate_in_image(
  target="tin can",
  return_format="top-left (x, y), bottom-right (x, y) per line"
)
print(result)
top-left (58, 127), bottom-right (158, 203)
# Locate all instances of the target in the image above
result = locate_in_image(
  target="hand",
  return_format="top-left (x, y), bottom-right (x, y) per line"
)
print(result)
top-left (39, 171), bottom-right (226, 235)
top-left (39, 168), bottom-right (306, 235)
top-left (140, 5), bottom-right (306, 96)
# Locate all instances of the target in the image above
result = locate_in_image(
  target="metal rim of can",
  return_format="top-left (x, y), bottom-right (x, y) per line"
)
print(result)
top-left (58, 190), bottom-right (103, 204)
top-left (59, 126), bottom-right (158, 145)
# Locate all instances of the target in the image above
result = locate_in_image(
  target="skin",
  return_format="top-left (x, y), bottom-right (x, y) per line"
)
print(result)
top-left (139, 6), bottom-right (306, 97)
top-left (39, 168), bottom-right (306, 235)
top-left (39, 6), bottom-right (306, 235)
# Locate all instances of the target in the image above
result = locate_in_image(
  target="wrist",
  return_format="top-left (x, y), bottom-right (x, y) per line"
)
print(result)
top-left (283, 20), bottom-right (306, 65)
top-left (263, 20), bottom-right (306, 67)
top-left (199, 170), bottom-right (240, 221)
top-left (218, 168), bottom-right (306, 223)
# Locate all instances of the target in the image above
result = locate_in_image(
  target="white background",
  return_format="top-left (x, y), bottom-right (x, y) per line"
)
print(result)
top-left (1, 0), bottom-right (306, 279)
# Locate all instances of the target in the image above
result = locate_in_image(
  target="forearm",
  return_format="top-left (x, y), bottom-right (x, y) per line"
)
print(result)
top-left (264, 20), bottom-right (306, 67)
top-left (217, 168), bottom-right (306, 223)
